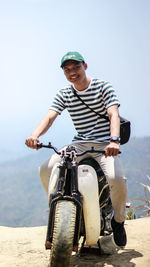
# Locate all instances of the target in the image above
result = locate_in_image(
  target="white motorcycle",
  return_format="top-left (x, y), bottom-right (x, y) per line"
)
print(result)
top-left (37, 143), bottom-right (114, 267)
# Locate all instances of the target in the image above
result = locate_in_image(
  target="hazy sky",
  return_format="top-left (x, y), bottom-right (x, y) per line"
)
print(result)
top-left (0, 0), bottom-right (150, 153)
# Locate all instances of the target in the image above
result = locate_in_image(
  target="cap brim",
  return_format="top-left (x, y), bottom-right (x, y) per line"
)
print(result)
top-left (61, 58), bottom-right (84, 68)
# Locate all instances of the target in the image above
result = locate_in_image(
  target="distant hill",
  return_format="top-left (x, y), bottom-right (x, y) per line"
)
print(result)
top-left (0, 149), bottom-right (52, 227)
top-left (0, 137), bottom-right (150, 227)
top-left (121, 137), bottom-right (150, 198)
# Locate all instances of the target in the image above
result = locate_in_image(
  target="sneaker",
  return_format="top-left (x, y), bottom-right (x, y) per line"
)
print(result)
top-left (111, 217), bottom-right (127, 248)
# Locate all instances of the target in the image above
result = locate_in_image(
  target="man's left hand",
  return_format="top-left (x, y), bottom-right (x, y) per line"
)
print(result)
top-left (105, 142), bottom-right (120, 157)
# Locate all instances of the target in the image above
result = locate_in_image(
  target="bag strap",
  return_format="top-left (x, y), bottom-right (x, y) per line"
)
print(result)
top-left (73, 88), bottom-right (110, 121)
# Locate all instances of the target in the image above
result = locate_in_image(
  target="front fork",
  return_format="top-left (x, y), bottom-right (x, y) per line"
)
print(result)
top-left (45, 164), bottom-right (83, 251)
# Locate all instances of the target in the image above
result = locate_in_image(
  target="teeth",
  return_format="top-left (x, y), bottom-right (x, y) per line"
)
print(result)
top-left (71, 75), bottom-right (78, 79)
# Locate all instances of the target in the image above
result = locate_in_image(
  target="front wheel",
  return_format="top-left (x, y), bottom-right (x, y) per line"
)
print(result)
top-left (50, 200), bottom-right (76, 267)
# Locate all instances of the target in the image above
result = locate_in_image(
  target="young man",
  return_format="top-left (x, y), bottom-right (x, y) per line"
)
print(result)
top-left (25, 51), bottom-right (127, 248)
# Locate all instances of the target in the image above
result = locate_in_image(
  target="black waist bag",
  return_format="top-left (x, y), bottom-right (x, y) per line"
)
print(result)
top-left (73, 89), bottom-right (131, 145)
top-left (119, 117), bottom-right (131, 145)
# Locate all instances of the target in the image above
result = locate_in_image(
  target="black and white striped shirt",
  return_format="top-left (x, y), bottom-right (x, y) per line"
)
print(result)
top-left (50, 78), bottom-right (120, 143)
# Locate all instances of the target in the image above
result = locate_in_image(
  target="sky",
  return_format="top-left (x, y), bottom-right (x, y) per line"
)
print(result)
top-left (0, 0), bottom-right (150, 155)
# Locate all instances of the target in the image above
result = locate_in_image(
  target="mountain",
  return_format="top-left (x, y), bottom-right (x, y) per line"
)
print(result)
top-left (0, 137), bottom-right (150, 227)
top-left (121, 137), bottom-right (150, 199)
top-left (0, 149), bottom-right (52, 227)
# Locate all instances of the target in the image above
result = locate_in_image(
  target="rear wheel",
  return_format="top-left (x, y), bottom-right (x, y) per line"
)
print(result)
top-left (50, 200), bottom-right (76, 267)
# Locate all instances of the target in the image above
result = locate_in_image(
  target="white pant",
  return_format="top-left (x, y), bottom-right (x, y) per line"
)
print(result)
top-left (39, 142), bottom-right (127, 223)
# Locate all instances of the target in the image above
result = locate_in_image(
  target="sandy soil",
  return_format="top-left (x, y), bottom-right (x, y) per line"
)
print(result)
top-left (0, 217), bottom-right (150, 267)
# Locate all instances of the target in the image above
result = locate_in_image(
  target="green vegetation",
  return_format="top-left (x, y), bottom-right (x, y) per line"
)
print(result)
top-left (0, 137), bottom-right (150, 226)
top-left (126, 208), bottom-right (136, 220)
top-left (130, 175), bottom-right (150, 217)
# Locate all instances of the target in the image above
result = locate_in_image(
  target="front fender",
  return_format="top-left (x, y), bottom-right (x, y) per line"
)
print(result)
top-left (78, 165), bottom-right (100, 246)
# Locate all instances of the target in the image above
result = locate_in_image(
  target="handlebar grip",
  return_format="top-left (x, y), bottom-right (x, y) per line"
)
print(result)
top-left (37, 143), bottom-right (43, 148)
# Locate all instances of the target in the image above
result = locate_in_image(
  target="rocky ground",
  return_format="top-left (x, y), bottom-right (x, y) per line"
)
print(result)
top-left (0, 217), bottom-right (150, 267)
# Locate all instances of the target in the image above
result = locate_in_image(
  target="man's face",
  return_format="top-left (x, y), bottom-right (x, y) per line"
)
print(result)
top-left (62, 60), bottom-right (87, 84)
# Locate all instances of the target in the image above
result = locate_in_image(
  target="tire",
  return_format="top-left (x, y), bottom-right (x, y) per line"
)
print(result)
top-left (50, 200), bottom-right (76, 267)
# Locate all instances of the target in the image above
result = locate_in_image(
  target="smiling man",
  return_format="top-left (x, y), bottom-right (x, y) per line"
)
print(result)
top-left (25, 51), bottom-right (127, 248)
top-left (61, 53), bottom-right (90, 89)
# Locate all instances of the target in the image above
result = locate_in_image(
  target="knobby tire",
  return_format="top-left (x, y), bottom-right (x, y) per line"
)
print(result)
top-left (49, 200), bottom-right (76, 267)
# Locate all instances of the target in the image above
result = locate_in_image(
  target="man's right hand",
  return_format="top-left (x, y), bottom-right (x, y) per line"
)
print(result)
top-left (25, 136), bottom-right (40, 149)
top-left (25, 110), bottom-right (58, 150)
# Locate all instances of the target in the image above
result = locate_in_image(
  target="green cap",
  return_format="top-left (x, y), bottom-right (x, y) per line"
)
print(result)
top-left (60, 51), bottom-right (85, 68)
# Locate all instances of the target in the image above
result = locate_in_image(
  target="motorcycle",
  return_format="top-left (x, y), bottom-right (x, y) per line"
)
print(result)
top-left (37, 143), bottom-right (114, 267)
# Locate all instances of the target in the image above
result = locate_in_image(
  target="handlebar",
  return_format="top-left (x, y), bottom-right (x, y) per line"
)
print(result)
top-left (37, 142), bottom-right (121, 157)
top-left (37, 143), bottom-right (61, 154)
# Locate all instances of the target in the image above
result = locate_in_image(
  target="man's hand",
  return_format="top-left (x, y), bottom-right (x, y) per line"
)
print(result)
top-left (105, 142), bottom-right (120, 157)
top-left (25, 110), bottom-right (59, 150)
top-left (25, 136), bottom-right (40, 149)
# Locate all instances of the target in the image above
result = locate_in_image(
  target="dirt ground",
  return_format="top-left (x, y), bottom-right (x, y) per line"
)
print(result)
top-left (0, 217), bottom-right (150, 267)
